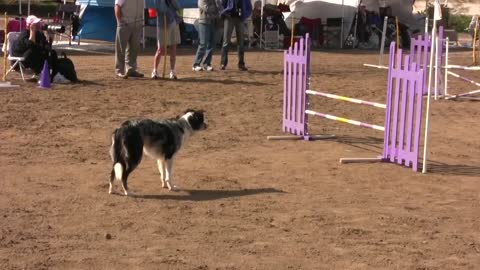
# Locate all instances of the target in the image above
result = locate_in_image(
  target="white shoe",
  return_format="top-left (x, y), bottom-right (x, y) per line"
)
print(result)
top-left (203, 65), bottom-right (214, 71)
top-left (169, 71), bottom-right (178, 80)
top-left (192, 65), bottom-right (203, 71)
top-left (151, 70), bottom-right (159, 79)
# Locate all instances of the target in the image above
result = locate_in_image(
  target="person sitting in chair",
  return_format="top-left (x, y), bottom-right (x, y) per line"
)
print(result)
top-left (12, 15), bottom-right (53, 80)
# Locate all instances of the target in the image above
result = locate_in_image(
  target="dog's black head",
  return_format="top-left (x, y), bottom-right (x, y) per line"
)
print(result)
top-left (182, 109), bottom-right (207, 131)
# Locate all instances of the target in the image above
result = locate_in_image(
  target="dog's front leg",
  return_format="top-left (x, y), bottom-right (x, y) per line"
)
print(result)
top-left (164, 159), bottom-right (179, 191)
top-left (157, 159), bottom-right (167, 188)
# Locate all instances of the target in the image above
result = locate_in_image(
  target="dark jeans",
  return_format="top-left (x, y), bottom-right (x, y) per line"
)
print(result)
top-left (193, 22), bottom-right (217, 67)
top-left (220, 16), bottom-right (245, 67)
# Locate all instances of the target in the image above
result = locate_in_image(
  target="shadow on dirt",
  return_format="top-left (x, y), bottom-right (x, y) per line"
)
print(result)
top-left (178, 77), bottom-right (272, 86)
top-left (424, 161), bottom-right (480, 177)
top-left (131, 187), bottom-right (285, 201)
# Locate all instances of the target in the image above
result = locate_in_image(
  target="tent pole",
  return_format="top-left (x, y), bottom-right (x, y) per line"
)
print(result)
top-left (352, 0), bottom-right (360, 48)
top-left (62, 0), bottom-right (67, 21)
top-left (142, 0), bottom-right (146, 49)
top-left (19, 0), bottom-right (23, 32)
top-left (379, 16), bottom-right (388, 66)
top-left (340, 0), bottom-right (344, 49)
top-left (425, 16), bottom-right (428, 33)
top-left (260, 0), bottom-right (264, 49)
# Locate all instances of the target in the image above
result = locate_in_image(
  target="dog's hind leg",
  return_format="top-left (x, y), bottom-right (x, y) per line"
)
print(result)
top-left (120, 176), bottom-right (129, 196)
top-left (157, 159), bottom-right (167, 188)
top-left (109, 168), bottom-right (115, 194)
top-left (164, 159), bottom-right (178, 191)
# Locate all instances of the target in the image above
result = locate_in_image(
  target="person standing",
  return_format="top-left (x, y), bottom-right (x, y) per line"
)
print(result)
top-left (219, 0), bottom-right (252, 71)
top-left (151, 0), bottom-right (182, 80)
top-left (114, 0), bottom-right (144, 78)
top-left (469, 16), bottom-right (479, 44)
top-left (192, 0), bottom-right (222, 71)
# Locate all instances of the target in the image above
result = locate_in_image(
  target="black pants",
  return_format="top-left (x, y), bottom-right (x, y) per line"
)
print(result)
top-left (23, 47), bottom-right (58, 75)
top-left (22, 47), bottom-right (48, 75)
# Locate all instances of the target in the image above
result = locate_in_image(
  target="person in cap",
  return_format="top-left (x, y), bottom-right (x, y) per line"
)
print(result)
top-left (12, 15), bottom-right (52, 79)
top-left (219, 0), bottom-right (252, 71)
top-left (114, 0), bottom-right (145, 78)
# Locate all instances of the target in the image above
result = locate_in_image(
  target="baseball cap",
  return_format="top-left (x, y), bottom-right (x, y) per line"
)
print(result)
top-left (26, 15), bottom-right (42, 26)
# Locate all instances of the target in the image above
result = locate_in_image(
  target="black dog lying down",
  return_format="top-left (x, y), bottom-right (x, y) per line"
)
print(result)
top-left (109, 110), bottom-right (207, 196)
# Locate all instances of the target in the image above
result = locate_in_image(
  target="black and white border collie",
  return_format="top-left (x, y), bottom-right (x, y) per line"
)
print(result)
top-left (109, 109), bottom-right (207, 196)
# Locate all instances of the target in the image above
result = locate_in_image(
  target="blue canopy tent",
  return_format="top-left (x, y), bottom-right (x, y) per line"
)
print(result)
top-left (76, 0), bottom-right (197, 42)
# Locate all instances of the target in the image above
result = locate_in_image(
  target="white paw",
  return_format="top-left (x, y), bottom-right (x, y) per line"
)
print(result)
top-left (166, 181), bottom-right (179, 191)
top-left (168, 184), bottom-right (180, 192)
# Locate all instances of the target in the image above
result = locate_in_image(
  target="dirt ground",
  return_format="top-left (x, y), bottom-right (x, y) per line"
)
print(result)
top-left (0, 45), bottom-right (479, 269)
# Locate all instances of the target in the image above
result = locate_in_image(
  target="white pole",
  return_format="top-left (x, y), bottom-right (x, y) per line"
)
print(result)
top-left (425, 16), bottom-right (428, 34)
top-left (62, 0), bottom-right (66, 21)
top-left (19, 0), bottom-right (23, 32)
top-left (260, 0), bottom-right (264, 49)
top-left (434, 34), bottom-right (439, 100)
top-left (422, 13), bottom-right (437, 174)
top-left (340, 0), bottom-right (344, 49)
top-left (27, 0), bottom-right (30, 16)
top-left (379, 16), bottom-right (388, 66)
top-left (444, 37), bottom-right (449, 97)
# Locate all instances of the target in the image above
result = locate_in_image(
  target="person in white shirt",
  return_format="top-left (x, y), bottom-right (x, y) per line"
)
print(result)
top-left (114, 0), bottom-right (144, 78)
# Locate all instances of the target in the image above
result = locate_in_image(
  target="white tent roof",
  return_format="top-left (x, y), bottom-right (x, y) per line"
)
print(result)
top-left (281, 0), bottom-right (425, 45)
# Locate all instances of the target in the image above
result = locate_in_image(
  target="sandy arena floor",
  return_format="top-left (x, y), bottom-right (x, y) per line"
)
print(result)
top-left (0, 46), bottom-right (479, 269)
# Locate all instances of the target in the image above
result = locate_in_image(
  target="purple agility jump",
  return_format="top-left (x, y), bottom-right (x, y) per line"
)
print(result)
top-left (278, 34), bottom-right (425, 172)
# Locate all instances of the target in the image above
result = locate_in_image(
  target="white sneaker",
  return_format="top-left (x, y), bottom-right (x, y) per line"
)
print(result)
top-left (203, 65), bottom-right (214, 71)
top-left (169, 71), bottom-right (178, 80)
top-left (192, 65), bottom-right (203, 71)
top-left (151, 70), bottom-right (159, 79)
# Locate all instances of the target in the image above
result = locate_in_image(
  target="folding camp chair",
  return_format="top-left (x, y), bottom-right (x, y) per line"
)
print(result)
top-left (263, 18), bottom-right (280, 49)
top-left (324, 17), bottom-right (342, 48)
top-left (2, 32), bottom-right (26, 81)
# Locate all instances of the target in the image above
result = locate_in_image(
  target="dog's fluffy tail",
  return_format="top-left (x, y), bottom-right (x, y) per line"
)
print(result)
top-left (110, 129), bottom-right (125, 182)
top-left (113, 163), bottom-right (123, 181)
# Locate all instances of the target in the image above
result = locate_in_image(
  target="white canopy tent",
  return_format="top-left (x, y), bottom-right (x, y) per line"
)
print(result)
top-left (278, 0), bottom-right (424, 48)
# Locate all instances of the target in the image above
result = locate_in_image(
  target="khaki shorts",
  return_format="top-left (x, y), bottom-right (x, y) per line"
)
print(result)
top-left (156, 23), bottom-right (181, 47)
